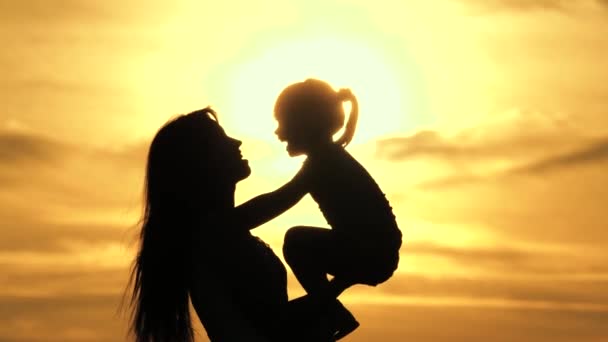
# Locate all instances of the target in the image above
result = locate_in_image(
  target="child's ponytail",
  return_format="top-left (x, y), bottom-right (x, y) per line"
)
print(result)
top-left (335, 88), bottom-right (359, 147)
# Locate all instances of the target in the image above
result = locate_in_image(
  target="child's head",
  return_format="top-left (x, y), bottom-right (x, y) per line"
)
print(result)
top-left (274, 78), bottom-right (358, 156)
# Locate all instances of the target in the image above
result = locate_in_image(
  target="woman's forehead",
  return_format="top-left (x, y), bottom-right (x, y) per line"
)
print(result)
top-left (201, 123), bottom-right (232, 145)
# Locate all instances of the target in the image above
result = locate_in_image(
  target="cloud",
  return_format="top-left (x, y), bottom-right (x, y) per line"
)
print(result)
top-left (0, 128), bottom-right (146, 256)
top-left (0, 218), bottom-right (135, 253)
top-left (0, 293), bottom-right (129, 342)
top-left (458, 0), bottom-right (608, 13)
top-left (377, 109), bottom-right (581, 160)
top-left (511, 138), bottom-right (608, 175)
top-left (2, 290), bottom-right (605, 342)
top-left (0, 0), bottom-right (174, 27)
top-left (1, 264), bottom-right (606, 342)
top-left (413, 136), bottom-right (608, 189)
top-left (404, 242), bottom-right (608, 276)
top-left (0, 128), bottom-right (142, 339)
top-left (0, 130), bottom-right (69, 165)
top-left (376, 108), bottom-right (608, 182)
top-left (412, 136), bottom-right (608, 191)
top-left (0, 265), bottom-right (130, 297)
top-left (0, 127), bottom-right (146, 201)
top-left (409, 165), bottom-right (608, 245)
top-left (363, 272), bottom-right (608, 309)
top-left (464, 0), bottom-right (570, 12)
top-left (347, 301), bottom-right (608, 342)
top-left (375, 109), bottom-right (608, 247)
top-left (381, 243), bottom-right (608, 308)
top-left (0, 0), bottom-right (111, 24)
top-left (375, 129), bottom-right (548, 163)
top-left (376, 130), bottom-right (471, 161)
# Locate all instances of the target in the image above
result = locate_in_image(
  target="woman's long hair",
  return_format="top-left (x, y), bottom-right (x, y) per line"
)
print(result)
top-left (127, 108), bottom-right (219, 342)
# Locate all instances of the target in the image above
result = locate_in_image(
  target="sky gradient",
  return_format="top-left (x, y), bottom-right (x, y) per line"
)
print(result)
top-left (1, 0), bottom-right (607, 341)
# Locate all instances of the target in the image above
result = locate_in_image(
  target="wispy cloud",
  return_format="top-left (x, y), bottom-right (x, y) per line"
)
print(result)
top-left (0, 0), bottom-right (113, 25)
top-left (414, 136), bottom-right (608, 189)
top-left (0, 127), bottom-right (145, 194)
top-left (0, 0), bottom-right (175, 27)
top-left (348, 301), bottom-right (608, 342)
top-left (511, 138), bottom-right (608, 175)
top-left (405, 242), bottom-right (608, 276)
top-left (371, 272), bottom-right (608, 309)
top-left (458, 0), bottom-right (608, 13)
top-left (0, 130), bottom-right (69, 165)
top-left (462, 0), bottom-right (571, 12)
top-left (374, 109), bottom-right (608, 249)
top-left (0, 128), bottom-right (145, 256)
top-left (0, 293), bottom-right (128, 342)
top-left (376, 108), bottom-right (608, 186)
top-left (0, 218), bottom-right (134, 253)
top-left (376, 109), bottom-right (584, 164)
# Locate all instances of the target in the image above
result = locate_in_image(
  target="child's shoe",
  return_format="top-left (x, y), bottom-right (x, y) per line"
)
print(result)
top-left (333, 300), bottom-right (360, 340)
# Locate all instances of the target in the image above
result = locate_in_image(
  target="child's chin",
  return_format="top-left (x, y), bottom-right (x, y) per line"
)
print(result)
top-left (285, 145), bottom-right (304, 157)
top-left (287, 148), bottom-right (304, 157)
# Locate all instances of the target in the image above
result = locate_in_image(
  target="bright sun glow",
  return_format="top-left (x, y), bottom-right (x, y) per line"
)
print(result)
top-left (223, 35), bottom-right (411, 144)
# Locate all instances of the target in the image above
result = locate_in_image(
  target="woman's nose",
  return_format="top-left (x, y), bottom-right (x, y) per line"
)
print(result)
top-left (234, 139), bottom-right (242, 147)
top-left (228, 137), bottom-right (242, 148)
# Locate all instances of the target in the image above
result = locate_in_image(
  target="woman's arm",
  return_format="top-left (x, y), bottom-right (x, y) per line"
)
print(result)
top-left (234, 164), bottom-right (310, 231)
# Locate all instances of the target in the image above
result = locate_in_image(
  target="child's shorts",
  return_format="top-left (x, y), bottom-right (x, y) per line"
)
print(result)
top-left (329, 232), bottom-right (401, 287)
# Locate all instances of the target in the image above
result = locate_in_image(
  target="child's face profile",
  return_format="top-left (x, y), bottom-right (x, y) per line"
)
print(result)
top-left (274, 113), bottom-right (308, 157)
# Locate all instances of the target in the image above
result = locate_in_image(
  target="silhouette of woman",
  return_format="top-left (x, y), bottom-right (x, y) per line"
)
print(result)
top-left (127, 108), bottom-right (334, 342)
top-left (235, 79), bottom-right (403, 339)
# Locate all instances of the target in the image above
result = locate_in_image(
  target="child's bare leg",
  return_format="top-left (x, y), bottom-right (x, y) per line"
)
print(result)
top-left (283, 226), bottom-right (359, 340)
top-left (283, 226), bottom-right (333, 299)
top-left (328, 277), bottom-right (354, 297)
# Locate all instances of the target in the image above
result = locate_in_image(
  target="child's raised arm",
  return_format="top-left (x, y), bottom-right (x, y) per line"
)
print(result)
top-left (234, 164), bottom-right (310, 231)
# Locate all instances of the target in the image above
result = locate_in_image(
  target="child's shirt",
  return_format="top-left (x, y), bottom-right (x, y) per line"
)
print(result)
top-left (303, 144), bottom-right (402, 247)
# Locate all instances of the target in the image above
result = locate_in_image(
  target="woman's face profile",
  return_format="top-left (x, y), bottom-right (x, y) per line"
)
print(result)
top-left (208, 122), bottom-right (251, 182)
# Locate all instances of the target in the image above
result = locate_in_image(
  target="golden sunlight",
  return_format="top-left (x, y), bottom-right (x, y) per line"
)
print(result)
top-left (223, 35), bottom-right (413, 144)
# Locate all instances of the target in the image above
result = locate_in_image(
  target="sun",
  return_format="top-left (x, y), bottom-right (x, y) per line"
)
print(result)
top-left (223, 35), bottom-right (414, 145)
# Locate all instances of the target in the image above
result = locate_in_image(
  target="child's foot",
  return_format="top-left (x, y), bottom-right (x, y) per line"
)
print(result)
top-left (333, 300), bottom-right (360, 340)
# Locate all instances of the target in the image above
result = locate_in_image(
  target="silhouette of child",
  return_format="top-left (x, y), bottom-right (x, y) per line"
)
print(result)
top-left (236, 79), bottom-right (402, 340)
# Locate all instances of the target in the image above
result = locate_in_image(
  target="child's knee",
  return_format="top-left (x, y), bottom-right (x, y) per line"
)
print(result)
top-left (284, 226), bottom-right (310, 245)
top-left (283, 226), bottom-right (309, 262)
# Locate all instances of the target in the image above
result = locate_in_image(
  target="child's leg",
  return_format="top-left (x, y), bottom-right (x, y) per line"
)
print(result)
top-left (283, 226), bottom-right (359, 340)
top-left (328, 277), bottom-right (355, 298)
top-left (283, 226), bottom-right (335, 298)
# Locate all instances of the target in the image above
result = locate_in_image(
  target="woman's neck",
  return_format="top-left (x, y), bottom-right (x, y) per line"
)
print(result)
top-left (213, 183), bottom-right (236, 211)
top-left (192, 183), bottom-right (236, 215)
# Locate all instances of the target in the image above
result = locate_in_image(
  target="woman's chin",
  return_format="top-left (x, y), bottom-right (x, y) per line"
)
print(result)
top-left (236, 160), bottom-right (251, 181)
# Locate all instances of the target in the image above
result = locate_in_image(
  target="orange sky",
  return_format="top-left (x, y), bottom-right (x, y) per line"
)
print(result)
top-left (1, 0), bottom-right (608, 341)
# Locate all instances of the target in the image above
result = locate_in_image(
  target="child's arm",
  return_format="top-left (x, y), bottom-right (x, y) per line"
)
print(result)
top-left (234, 165), bottom-right (310, 231)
